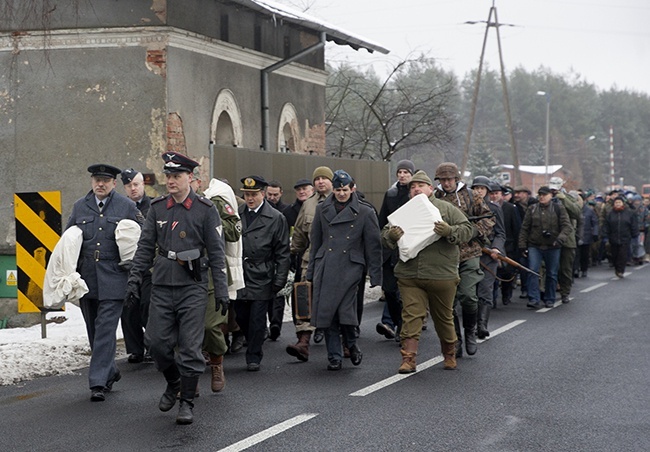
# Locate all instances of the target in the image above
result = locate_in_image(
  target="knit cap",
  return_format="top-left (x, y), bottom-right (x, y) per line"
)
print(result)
top-left (396, 159), bottom-right (416, 175)
top-left (409, 170), bottom-right (433, 187)
top-left (312, 166), bottom-right (334, 182)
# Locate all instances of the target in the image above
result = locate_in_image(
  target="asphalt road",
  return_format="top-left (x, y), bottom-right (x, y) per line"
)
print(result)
top-left (1, 263), bottom-right (649, 452)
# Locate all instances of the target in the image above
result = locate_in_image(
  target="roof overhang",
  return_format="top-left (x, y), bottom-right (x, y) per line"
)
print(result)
top-left (501, 164), bottom-right (563, 175)
top-left (230, 0), bottom-right (390, 54)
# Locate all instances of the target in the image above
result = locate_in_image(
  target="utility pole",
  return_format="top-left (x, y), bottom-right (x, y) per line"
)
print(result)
top-left (462, 0), bottom-right (521, 185)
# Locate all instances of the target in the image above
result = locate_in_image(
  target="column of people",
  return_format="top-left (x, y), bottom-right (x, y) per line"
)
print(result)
top-left (66, 154), bottom-right (642, 426)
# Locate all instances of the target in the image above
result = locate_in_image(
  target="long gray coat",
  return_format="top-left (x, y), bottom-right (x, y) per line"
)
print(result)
top-left (307, 193), bottom-right (382, 328)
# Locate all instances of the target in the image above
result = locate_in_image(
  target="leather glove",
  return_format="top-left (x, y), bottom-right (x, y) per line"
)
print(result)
top-left (592, 235), bottom-right (599, 243)
top-left (215, 297), bottom-right (229, 315)
top-left (272, 285), bottom-right (283, 295)
top-left (434, 221), bottom-right (452, 237)
top-left (521, 249), bottom-right (529, 258)
top-left (387, 226), bottom-right (404, 242)
top-left (124, 281), bottom-right (140, 308)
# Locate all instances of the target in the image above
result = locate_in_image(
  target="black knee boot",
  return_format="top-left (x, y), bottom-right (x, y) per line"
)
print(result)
top-left (159, 364), bottom-right (181, 412)
top-left (477, 303), bottom-right (491, 339)
top-left (177, 375), bottom-right (199, 425)
top-left (463, 310), bottom-right (478, 355)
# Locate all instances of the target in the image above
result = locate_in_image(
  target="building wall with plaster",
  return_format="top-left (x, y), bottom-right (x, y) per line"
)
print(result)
top-left (0, 0), bottom-right (328, 253)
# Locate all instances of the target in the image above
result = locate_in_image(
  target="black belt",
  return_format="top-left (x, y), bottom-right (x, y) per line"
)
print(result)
top-left (158, 247), bottom-right (179, 260)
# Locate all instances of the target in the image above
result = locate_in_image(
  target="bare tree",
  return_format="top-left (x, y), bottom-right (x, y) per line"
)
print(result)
top-left (326, 56), bottom-right (458, 161)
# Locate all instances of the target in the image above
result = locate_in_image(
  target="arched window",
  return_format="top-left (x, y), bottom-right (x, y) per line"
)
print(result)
top-left (211, 89), bottom-right (243, 147)
top-left (277, 103), bottom-right (301, 153)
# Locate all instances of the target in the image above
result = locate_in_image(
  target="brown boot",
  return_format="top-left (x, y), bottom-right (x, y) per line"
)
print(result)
top-left (441, 341), bottom-right (457, 370)
top-left (398, 338), bottom-right (418, 374)
top-left (285, 331), bottom-right (311, 362)
top-left (209, 354), bottom-right (225, 392)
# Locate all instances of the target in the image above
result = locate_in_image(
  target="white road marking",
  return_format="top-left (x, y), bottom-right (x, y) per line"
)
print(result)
top-left (218, 413), bottom-right (319, 452)
top-left (581, 282), bottom-right (608, 293)
top-left (350, 320), bottom-right (526, 397)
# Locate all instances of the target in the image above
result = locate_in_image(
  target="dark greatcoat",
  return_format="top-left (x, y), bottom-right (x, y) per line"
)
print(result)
top-left (307, 193), bottom-right (382, 328)
top-left (236, 200), bottom-right (290, 301)
top-left (66, 189), bottom-right (140, 300)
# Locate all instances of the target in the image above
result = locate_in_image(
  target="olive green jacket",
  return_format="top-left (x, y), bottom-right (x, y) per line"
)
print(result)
top-left (381, 194), bottom-right (474, 281)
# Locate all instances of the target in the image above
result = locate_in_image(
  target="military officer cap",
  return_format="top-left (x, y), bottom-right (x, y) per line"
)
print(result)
top-left (332, 170), bottom-right (353, 188)
top-left (240, 175), bottom-right (268, 192)
top-left (162, 152), bottom-right (200, 174)
top-left (88, 163), bottom-right (121, 179)
top-left (293, 178), bottom-right (312, 189)
top-left (121, 168), bottom-right (139, 185)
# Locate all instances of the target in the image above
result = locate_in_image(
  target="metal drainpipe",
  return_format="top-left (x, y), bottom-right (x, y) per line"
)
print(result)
top-left (261, 31), bottom-right (326, 152)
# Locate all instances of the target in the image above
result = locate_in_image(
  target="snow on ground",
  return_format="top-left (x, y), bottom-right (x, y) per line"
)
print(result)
top-left (0, 303), bottom-right (116, 386)
top-left (0, 284), bottom-right (383, 386)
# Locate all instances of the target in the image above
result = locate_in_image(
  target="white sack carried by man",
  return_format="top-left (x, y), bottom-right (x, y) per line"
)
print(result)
top-left (387, 193), bottom-right (443, 262)
top-left (115, 219), bottom-right (142, 265)
top-left (43, 226), bottom-right (88, 308)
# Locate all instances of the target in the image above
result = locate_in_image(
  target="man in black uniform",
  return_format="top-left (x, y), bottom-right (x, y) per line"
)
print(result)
top-left (265, 180), bottom-right (289, 340)
top-left (120, 168), bottom-right (153, 363)
top-left (126, 152), bottom-right (229, 425)
top-left (66, 164), bottom-right (141, 402)
top-left (376, 159), bottom-right (415, 340)
top-left (236, 176), bottom-right (290, 371)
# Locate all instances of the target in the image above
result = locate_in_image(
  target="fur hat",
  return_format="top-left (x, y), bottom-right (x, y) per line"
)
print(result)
top-left (434, 162), bottom-right (459, 180)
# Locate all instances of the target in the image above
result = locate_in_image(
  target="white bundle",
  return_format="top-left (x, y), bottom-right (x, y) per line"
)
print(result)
top-left (115, 219), bottom-right (141, 264)
top-left (387, 193), bottom-right (443, 262)
top-left (43, 226), bottom-right (88, 308)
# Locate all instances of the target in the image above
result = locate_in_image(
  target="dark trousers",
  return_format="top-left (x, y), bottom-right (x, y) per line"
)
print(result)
top-left (146, 284), bottom-right (208, 377)
top-left (519, 255), bottom-right (529, 293)
top-left (121, 274), bottom-right (151, 355)
top-left (559, 247), bottom-right (576, 297)
top-left (235, 299), bottom-right (271, 365)
top-left (356, 270), bottom-right (367, 324)
top-left (80, 298), bottom-right (122, 388)
top-left (610, 242), bottom-right (629, 274)
top-left (382, 259), bottom-right (402, 329)
top-left (578, 244), bottom-right (592, 272)
top-left (324, 315), bottom-right (356, 362)
top-left (495, 261), bottom-right (517, 303)
top-left (268, 295), bottom-right (285, 331)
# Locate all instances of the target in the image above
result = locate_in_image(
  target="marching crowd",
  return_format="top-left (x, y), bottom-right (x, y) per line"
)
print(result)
top-left (63, 152), bottom-right (649, 425)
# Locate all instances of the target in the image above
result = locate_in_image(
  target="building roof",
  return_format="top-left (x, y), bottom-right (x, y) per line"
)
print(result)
top-left (233, 0), bottom-right (390, 54)
top-left (501, 164), bottom-right (563, 175)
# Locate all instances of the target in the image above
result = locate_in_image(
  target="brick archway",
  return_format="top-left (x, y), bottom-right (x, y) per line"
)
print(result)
top-left (277, 103), bottom-right (301, 153)
top-left (211, 89), bottom-right (243, 147)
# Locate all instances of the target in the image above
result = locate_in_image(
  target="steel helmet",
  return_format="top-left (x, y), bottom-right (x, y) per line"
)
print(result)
top-left (470, 175), bottom-right (492, 191)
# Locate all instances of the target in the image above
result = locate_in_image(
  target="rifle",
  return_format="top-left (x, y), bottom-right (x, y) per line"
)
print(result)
top-left (481, 247), bottom-right (541, 278)
top-left (466, 213), bottom-right (495, 222)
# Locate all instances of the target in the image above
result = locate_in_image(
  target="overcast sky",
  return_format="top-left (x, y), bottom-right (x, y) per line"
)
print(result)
top-left (292, 0), bottom-right (650, 95)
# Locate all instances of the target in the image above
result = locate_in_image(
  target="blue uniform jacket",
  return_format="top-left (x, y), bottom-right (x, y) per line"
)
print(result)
top-left (66, 189), bottom-right (140, 300)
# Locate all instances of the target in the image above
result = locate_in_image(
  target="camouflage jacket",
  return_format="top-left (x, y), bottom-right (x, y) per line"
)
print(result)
top-left (434, 181), bottom-right (495, 262)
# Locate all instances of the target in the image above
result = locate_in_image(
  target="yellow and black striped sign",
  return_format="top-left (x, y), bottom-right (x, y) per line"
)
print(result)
top-left (14, 192), bottom-right (62, 313)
